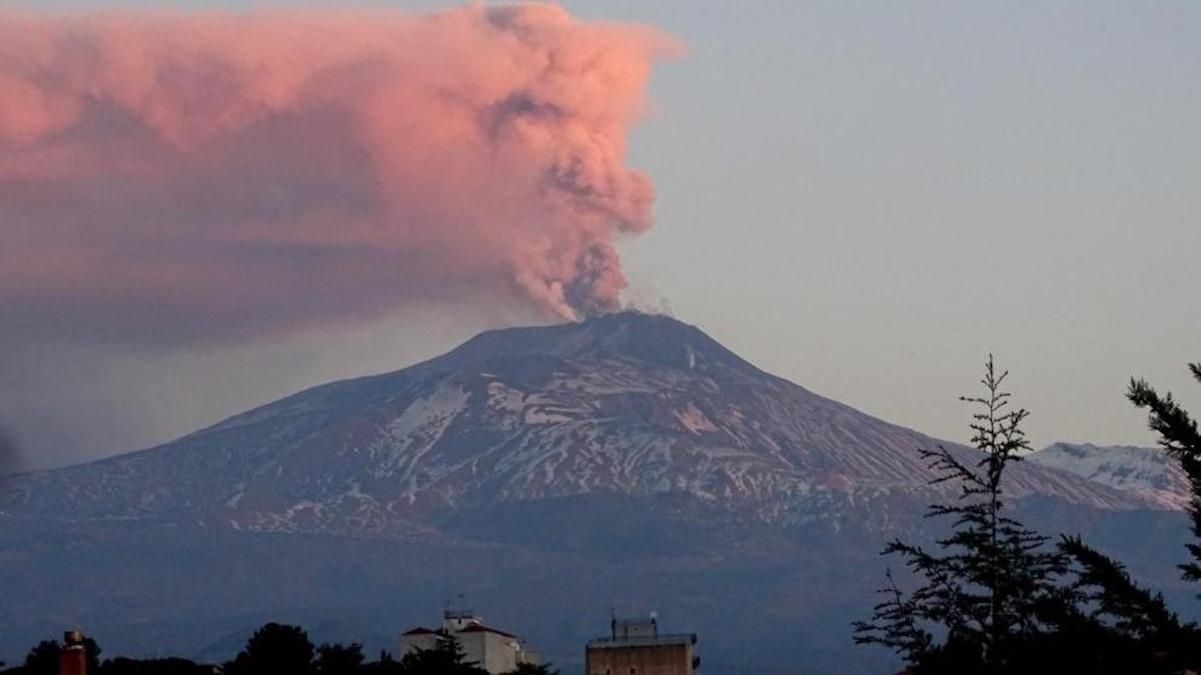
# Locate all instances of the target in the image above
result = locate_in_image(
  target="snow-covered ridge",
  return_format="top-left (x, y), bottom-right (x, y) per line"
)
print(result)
top-left (1028, 442), bottom-right (1191, 511)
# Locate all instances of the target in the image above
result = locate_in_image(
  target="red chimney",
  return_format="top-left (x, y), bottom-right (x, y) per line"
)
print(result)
top-left (59, 631), bottom-right (87, 675)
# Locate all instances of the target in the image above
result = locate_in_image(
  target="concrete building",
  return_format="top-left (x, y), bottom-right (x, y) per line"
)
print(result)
top-left (586, 617), bottom-right (699, 675)
top-left (400, 609), bottom-right (539, 675)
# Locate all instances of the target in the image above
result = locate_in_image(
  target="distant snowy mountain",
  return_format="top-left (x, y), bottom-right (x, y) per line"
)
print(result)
top-left (1029, 442), bottom-right (1191, 511)
top-left (0, 312), bottom-right (1192, 674)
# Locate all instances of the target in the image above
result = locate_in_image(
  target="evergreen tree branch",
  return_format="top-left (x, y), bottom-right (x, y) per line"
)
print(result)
top-left (1128, 373), bottom-right (1201, 584)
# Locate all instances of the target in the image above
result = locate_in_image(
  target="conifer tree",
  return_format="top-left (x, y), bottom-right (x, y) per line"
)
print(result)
top-left (854, 357), bottom-right (1065, 672)
top-left (1059, 536), bottom-right (1181, 640)
top-left (397, 637), bottom-right (486, 675)
top-left (21, 641), bottom-right (62, 675)
top-left (315, 642), bottom-right (364, 675)
top-left (1128, 363), bottom-right (1201, 586)
top-left (225, 622), bottom-right (315, 675)
top-left (1039, 535), bottom-right (1201, 674)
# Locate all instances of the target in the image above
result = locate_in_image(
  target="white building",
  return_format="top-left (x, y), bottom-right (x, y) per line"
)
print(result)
top-left (400, 609), bottom-right (540, 675)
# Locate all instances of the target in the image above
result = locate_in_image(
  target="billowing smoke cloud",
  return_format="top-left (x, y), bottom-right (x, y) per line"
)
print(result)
top-left (0, 5), bottom-right (677, 346)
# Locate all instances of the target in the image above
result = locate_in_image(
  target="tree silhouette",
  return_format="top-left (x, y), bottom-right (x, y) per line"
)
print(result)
top-left (315, 642), bottom-right (364, 675)
top-left (855, 358), bottom-right (1201, 673)
top-left (502, 662), bottom-right (560, 675)
top-left (21, 641), bottom-right (62, 675)
top-left (226, 623), bottom-right (315, 675)
top-left (854, 357), bottom-right (1066, 671)
top-left (397, 637), bottom-right (486, 675)
top-left (1128, 363), bottom-right (1201, 587)
top-left (1059, 536), bottom-right (1181, 639)
top-left (358, 649), bottom-right (404, 675)
top-left (1031, 535), bottom-right (1201, 674)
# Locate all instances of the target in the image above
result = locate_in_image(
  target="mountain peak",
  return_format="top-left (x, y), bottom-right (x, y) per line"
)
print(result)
top-left (441, 311), bottom-right (758, 374)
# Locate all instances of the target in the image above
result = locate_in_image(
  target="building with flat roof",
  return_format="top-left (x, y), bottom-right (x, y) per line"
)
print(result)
top-left (586, 617), bottom-right (698, 675)
top-left (400, 609), bottom-right (539, 675)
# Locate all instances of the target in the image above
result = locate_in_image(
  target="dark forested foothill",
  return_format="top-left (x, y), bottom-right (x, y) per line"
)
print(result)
top-left (854, 358), bottom-right (1201, 675)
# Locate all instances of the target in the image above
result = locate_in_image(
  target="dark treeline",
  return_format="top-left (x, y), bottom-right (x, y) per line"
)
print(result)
top-left (855, 357), bottom-right (1201, 675)
top-left (0, 623), bottom-right (558, 675)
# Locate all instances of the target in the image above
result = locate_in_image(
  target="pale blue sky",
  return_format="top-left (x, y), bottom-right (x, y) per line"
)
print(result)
top-left (6, 1), bottom-right (1200, 468)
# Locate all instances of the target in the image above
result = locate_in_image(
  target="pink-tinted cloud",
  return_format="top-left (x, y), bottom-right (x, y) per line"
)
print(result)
top-left (0, 5), bottom-right (678, 346)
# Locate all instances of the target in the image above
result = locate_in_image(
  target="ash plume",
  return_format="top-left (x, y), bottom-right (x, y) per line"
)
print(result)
top-left (0, 5), bottom-right (678, 346)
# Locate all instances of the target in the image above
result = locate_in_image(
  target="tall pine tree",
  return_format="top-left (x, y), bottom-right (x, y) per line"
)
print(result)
top-left (854, 357), bottom-right (1065, 673)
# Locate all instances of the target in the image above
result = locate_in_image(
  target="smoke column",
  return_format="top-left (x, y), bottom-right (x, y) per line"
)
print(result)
top-left (0, 5), bottom-right (678, 346)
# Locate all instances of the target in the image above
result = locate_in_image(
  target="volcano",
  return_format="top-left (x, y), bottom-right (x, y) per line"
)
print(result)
top-left (0, 312), bottom-right (1190, 674)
